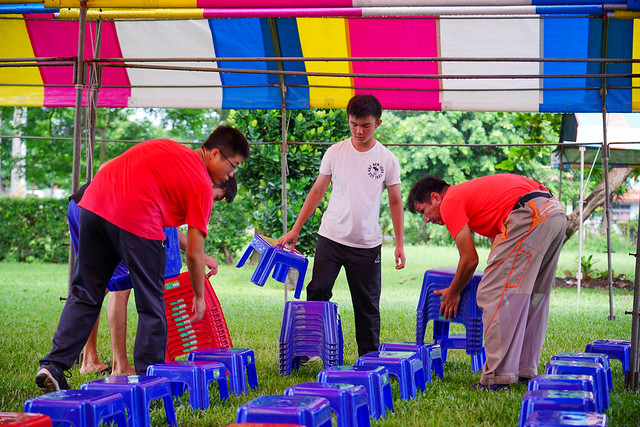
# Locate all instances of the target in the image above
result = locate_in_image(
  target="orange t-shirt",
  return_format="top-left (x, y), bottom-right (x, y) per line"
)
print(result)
top-left (80, 139), bottom-right (213, 240)
top-left (440, 174), bottom-right (547, 240)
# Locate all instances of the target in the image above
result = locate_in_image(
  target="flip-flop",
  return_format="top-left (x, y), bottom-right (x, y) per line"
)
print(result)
top-left (98, 366), bottom-right (112, 376)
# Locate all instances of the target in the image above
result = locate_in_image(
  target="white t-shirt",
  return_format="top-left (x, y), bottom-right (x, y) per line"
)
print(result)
top-left (317, 138), bottom-right (401, 248)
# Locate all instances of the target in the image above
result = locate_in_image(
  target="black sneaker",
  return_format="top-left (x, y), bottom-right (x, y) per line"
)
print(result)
top-left (36, 362), bottom-right (71, 393)
top-left (471, 381), bottom-right (511, 391)
top-left (518, 376), bottom-right (531, 384)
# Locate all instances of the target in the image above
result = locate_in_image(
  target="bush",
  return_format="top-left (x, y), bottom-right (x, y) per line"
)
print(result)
top-left (0, 197), bottom-right (69, 262)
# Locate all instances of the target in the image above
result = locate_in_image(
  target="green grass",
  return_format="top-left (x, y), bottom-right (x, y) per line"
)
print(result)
top-left (0, 245), bottom-right (638, 426)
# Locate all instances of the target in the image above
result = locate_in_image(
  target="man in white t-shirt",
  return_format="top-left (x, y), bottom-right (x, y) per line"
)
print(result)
top-left (279, 94), bottom-right (406, 357)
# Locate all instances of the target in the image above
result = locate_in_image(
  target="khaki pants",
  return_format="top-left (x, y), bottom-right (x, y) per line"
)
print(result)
top-left (477, 194), bottom-right (566, 385)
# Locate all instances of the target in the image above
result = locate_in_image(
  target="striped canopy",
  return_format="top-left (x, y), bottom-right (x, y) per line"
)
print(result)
top-left (1, 0), bottom-right (639, 112)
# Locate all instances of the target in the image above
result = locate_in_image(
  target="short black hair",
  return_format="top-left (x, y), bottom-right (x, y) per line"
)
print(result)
top-left (202, 125), bottom-right (250, 159)
top-left (346, 94), bottom-right (382, 121)
top-left (214, 175), bottom-right (237, 203)
top-left (407, 175), bottom-right (450, 213)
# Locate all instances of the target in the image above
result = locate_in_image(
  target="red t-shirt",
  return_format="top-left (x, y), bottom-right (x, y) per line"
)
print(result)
top-left (440, 174), bottom-right (547, 240)
top-left (80, 139), bottom-right (213, 240)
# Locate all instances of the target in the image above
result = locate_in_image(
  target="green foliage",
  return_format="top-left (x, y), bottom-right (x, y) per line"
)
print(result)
top-left (227, 109), bottom-right (348, 256)
top-left (580, 254), bottom-right (597, 278)
top-left (0, 197), bottom-right (69, 262)
top-left (202, 196), bottom-right (253, 265)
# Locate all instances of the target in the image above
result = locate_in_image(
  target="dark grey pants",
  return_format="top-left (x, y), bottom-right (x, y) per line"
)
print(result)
top-left (307, 235), bottom-right (382, 356)
top-left (41, 208), bottom-right (166, 375)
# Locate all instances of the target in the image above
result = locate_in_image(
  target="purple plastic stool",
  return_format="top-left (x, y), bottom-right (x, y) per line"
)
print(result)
top-left (527, 374), bottom-right (599, 410)
top-left (284, 382), bottom-right (370, 427)
top-left (146, 360), bottom-right (229, 410)
top-left (23, 390), bottom-right (128, 427)
top-left (545, 360), bottom-right (609, 412)
top-left (523, 410), bottom-right (608, 426)
top-left (317, 365), bottom-right (393, 420)
top-left (236, 395), bottom-right (332, 427)
top-left (550, 353), bottom-right (612, 390)
top-left (355, 351), bottom-right (426, 399)
top-left (378, 342), bottom-right (444, 381)
top-left (585, 339), bottom-right (631, 377)
top-left (81, 375), bottom-right (177, 427)
top-left (188, 347), bottom-right (259, 395)
top-left (518, 390), bottom-right (598, 427)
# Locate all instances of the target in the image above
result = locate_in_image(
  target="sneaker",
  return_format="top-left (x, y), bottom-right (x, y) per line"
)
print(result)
top-left (471, 381), bottom-right (511, 391)
top-left (518, 376), bottom-right (531, 384)
top-left (35, 362), bottom-right (71, 393)
top-left (299, 356), bottom-right (320, 366)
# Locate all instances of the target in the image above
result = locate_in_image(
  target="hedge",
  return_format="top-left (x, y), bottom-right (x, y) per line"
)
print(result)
top-left (0, 197), bottom-right (70, 263)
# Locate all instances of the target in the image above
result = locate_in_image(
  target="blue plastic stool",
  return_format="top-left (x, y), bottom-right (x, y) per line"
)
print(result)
top-left (81, 375), bottom-right (177, 427)
top-left (23, 389), bottom-right (128, 427)
top-left (528, 375), bottom-right (598, 410)
top-left (523, 410), bottom-right (608, 426)
top-left (279, 301), bottom-right (343, 375)
top-left (284, 382), bottom-right (370, 427)
top-left (416, 268), bottom-right (485, 372)
top-left (550, 353), bottom-right (612, 390)
top-left (518, 390), bottom-right (598, 427)
top-left (317, 365), bottom-right (393, 420)
top-left (545, 360), bottom-right (609, 412)
top-left (0, 412), bottom-right (52, 426)
top-left (236, 234), bottom-right (308, 299)
top-left (378, 342), bottom-right (444, 382)
top-left (236, 395), bottom-right (332, 427)
top-left (188, 347), bottom-right (259, 395)
top-left (585, 339), bottom-right (631, 377)
top-left (355, 351), bottom-right (426, 399)
top-left (146, 360), bottom-right (229, 410)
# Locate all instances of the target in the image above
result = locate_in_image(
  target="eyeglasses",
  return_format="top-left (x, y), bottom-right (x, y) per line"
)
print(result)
top-left (219, 150), bottom-right (239, 173)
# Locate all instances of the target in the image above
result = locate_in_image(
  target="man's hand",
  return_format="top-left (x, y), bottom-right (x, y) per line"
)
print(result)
top-left (278, 230), bottom-right (299, 249)
top-left (204, 255), bottom-right (219, 278)
top-left (190, 295), bottom-right (206, 323)
top-left (434, 286), bottom-right (461, 319)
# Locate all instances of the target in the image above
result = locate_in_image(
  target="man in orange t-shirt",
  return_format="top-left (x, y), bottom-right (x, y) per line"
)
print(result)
top-left (36, 126), bottom-right (249, 393)
top-left (407, 174), bottom-right (566, 390)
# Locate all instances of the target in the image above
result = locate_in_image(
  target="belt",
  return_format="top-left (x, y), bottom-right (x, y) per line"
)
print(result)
top-left (512, 191), bottom-right (553, 211)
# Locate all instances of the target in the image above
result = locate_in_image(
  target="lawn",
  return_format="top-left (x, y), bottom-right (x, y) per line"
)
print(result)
top-left (0, 245), bottom-right (638, 426)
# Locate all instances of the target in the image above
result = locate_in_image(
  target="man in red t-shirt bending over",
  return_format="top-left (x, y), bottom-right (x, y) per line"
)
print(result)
top-left (407, 173), bottom-right (566, 390)
top-left (36, 126), bottom-right (250, 392)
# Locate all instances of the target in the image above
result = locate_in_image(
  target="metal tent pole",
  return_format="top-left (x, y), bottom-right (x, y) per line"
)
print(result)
top-left (87, 19), bottom-right (103, 182)
top-left (600, 16), bottom-right (615, 321)
top-left (626, 201), bottom-right (640, 390)
top-left (268, 18), bottom-right (291, 303)
top-left (68, 0), bottom-right (88, 295)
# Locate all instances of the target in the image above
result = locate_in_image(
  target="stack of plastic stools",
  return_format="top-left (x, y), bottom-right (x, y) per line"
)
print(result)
top-left (81, 375), bottom-right (177, 427)
top-left (544, 360), bottom-right (609, 414)
top-left (548, 353), bottom-right (611, 412)
top-left (521, 411), bottom-right (608, 427)
top-left (585, 339), bottom-right (632, 377)
top-left (317, 365), bottom-right (393, 420)
top-left (236, 234), bottom-right (308, 299)
top-left (188, 347), bottom-right (259, 395)
top-left (378, 342), bottom-right (444, 382)
top-left (146, 360), bottom-right (229, 410)
top-left (284, 382), bottom-right (370, 427)
top-left (0, 412), bottom-right (52, 426)
top-left (279, 301), bottom-right (343, 375)
top-left (236, 395), bottom-right (332, 427)
top-left (416, 267), bottom-right (485, 372)
top-left (23, 390), bottom-right (128, 427)
top-left (528, 374), bottom-right (597, 403)
top-left (355, 351), bottom-right (426, 399)
top-left (518, 390), bottom-right (598, 427)
top-left (164, 272), bottom-right (233, 361)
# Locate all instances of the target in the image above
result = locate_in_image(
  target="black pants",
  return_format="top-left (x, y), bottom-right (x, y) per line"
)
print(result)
top-left (41, 208), bottom-right (166, 375)
top-left (307, 235), bottom-right (382, 356)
